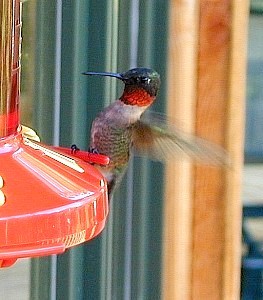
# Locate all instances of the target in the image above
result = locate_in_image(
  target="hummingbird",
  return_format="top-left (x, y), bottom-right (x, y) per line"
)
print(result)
top-left (82, 68), bottom-right (228, 199)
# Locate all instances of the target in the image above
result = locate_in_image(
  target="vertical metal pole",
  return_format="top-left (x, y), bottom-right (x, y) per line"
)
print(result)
top-left (48, 2), bottom-right (63, 299)
top-left (123, 2), bottom-right (139, 299)
top-left (31, 2), bottom-right (62, 299)
top-left (53, 0), bottom-right (62, 146)
top-left (100, 2), bottom-right (119, 299)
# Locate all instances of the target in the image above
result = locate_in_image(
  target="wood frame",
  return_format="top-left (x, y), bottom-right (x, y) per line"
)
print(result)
top-left (163, 1), bottom-right (249, 299)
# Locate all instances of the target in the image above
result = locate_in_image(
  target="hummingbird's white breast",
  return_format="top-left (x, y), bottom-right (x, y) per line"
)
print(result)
top-left (102, 100), bottom-right (147, 124)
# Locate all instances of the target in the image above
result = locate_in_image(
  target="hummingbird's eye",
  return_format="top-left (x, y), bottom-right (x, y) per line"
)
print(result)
top-left (141, 77), bottom-right (150, 84)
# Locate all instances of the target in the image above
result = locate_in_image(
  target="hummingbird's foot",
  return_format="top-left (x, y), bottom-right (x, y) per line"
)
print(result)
top-left (88, 147), bottom-right (100, 154)
top-left (71, 144), bottom-right (80, 154)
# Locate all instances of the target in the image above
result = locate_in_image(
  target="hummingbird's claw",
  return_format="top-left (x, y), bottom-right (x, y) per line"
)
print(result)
top-left (71, 144), bottom-right (80, 154)
top-left (88, 147), bottom-right (100, 154)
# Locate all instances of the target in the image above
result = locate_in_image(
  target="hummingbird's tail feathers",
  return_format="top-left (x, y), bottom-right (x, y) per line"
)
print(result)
top-left (132, 112), bottom-right (230, 166)
top-left (94, 164), bottom-right (128, 201)
top-left (107, 179), bottom-right (116, 202)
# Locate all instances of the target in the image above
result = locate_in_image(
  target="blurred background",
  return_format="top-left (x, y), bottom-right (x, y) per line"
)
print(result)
top-left (0, 0), bottom-right (262, 299)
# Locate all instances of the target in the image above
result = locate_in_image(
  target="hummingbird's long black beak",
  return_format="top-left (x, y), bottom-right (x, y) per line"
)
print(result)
top-left (82, 71), bottom-right (123, 80)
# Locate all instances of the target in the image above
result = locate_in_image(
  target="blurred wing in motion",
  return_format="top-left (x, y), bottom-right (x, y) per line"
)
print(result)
top-left (132, 112), bottom-right (230, 166)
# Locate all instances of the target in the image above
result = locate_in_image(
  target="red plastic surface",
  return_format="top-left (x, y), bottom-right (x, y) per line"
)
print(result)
top-left (53, 146), bottom-right (110, 166)
top-left (0, 131), bottom-right (109, 267)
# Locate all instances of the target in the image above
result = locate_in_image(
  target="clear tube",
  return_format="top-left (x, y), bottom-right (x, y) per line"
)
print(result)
top-left (0, 0), bottom-right (21, 138)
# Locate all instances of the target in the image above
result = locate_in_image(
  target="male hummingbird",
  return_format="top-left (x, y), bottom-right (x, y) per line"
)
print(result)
top-left (83, 68), bottom-right (228, 199)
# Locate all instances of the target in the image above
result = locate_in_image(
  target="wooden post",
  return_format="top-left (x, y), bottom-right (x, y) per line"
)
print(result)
top-left (163, 1), bottom-right (199, 299)
top-left (163, 0), bottom-right (249, 299)
top-left (223, 0), bottom-right (249, 298)
top-left (192, 1), bottom-right (231, 298)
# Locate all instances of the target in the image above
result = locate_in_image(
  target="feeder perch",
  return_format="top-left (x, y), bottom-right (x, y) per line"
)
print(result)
top-left (0, 0), bottom-right (109, 268)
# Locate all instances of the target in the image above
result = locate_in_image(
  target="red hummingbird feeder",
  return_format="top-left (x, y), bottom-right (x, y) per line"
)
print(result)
top-left (0, 0), bottom-right (109, 267)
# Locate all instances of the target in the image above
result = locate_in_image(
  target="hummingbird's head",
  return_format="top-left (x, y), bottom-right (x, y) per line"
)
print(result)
top-left (82, 67), bottom-right (161, 107)
top-left (120, 68), bottom-right (160, 97)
